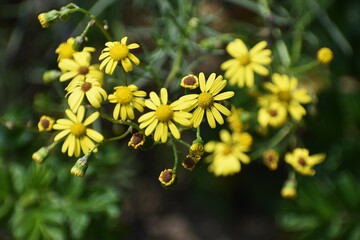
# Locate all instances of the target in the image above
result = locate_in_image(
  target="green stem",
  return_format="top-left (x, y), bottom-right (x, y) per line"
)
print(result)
top-left (196, 127), bottom-right (201, 140)
top-left (289, 60), bottom-right (319, 74)
top-left (64, 4), bottom-right (112, 41)
top-left (174, 138), bottom-right (191, 148)
top-left (171, 140), bottom-right (179, 173)
top-left (121, 68), bottom-right (128, 86)
top-left (104, 126), bottom-right (133, 142)
top-left (98, 108), bottom-right (140, 130)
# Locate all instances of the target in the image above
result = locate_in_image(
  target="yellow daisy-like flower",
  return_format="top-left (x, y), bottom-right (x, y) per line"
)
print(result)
top-left (180, 72), bottom-right (234, 128)
top-left (108, 85), bottom-right (146, 121)
top-left (261, 73), bottom-right (312, 121)
top-left (59, 51), bottom-right (104, 85)
top-left (158, 169), bottom-right (176, 187)
top-left (138, 88), bottom-right (192, 143)
top-left (285, 148), bottom-right (325, 176)
top-left (317, 47), bottom-right (333, 64)
top-left (38, 115), bottom-right (55, 132)
top-left (55, 37), bottom-right (95, 61)
top-left (53, 106), bottom-right (104, 157)
top-left (221, 38), bottom-right (272, 87)
top-left (258, 101), bottom-right (287, 128)
top-left (205, 129), bottom-right (252, 176)
top-left (66, 77), bottom-right (107, 112)
top-left (99, 37), bottom-right (140, 75)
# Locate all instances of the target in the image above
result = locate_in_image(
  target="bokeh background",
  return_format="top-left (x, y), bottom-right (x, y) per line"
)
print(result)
top-left (1, 0), bottom-right (360, 239)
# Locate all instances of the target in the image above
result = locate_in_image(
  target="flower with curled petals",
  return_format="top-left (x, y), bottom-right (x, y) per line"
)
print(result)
top-left (99, 37), bottom-right (140, 75)
top-left (138, 88), bottom-right (192, 143)
top-left (221, 38), bottom-right (272, 87)
top-left (65, 77), bottom-right (107, 112)
top-left (53, 106), bottom-right (104, 157)
top-left (180, 72), bottom-right (234, 128)
top-left (285, 148), bottom-right (325, 176)
top-left (205, 129), bottom-right (252, 176)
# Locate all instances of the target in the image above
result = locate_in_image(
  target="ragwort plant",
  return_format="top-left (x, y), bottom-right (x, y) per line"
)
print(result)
top-left (34, 1), bottom-right (331, 195)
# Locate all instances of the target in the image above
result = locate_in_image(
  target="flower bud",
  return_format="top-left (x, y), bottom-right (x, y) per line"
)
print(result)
top-left (281, 178), bottom-right (297, 199)
top-left (42, 70), bottom-right (62, 84)
top-left (37, 10), bottom-right (61, 28)
top-left (317, 47), bottom-right (333, 64)
top-left (71, 155), bottom-right (89, 177)
top-left (32, 147), bottom-right (49, 164)
top-left (72, 36), bottom-right (86, 52)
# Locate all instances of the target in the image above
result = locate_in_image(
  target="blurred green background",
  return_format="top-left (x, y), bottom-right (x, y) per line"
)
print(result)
top-left (1, 0), bottom-right (360, 239)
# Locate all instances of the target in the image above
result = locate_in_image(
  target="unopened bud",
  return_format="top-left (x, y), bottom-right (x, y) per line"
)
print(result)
top-left (43, 70), bottom-right (61, 84)
top-left (32, 147), bottom-right (49, 164)
top-left (37, 10), bottom-right (61, 28)
top-left (70, 155), bottom-right (89, 177)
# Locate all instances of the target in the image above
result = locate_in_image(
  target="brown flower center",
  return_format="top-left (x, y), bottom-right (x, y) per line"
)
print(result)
top-left (81, 82), bottom-right (92, 92)
top-left (298, 157), bottom-right (307, 166)
top-left (41, 119), bottom-right (50, 129)
top-left (269, 109), bottom-right (278, 117)
top-left (161, 170), bottom-right (172, 183)
top-left (183, 76), bottom-right (197, 86)
top-left (78, 66), bottom-right (89, 75)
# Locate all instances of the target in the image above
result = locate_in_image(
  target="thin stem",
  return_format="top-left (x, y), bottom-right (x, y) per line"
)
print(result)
top-left (171, 140), bottom-right (179, 173)
top-left (64, 4), bottom-right (112, 41)
top-left (104, 126), bottom-right (133, 142)
top-left (289, 60), bottom-right (319, 74)
top-left (98, 108), bottom-right (140, 130)
top-left (196, 127), bottom-right (201, 140)
top-left (121, 68), bottom-right (128, 86)
top-left (174, 138), bottom-right (191, 148)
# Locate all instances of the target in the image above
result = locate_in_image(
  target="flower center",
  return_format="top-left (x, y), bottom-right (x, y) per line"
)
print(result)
top-left (278, 91), bottom-right (291, 102)
top-left (222, 145), bottom-right (232, 155)
top-left (183, 156), bottom-right (196, 169)
top-left (78, 66), bottom-right (89, 75)
top-left (183, 76), bottom-right (197, 86)
top-left (298, 157), bottom-right (307, 166)
top-left (41, 119), bottom-right (50, 129)
top-left (197, 92), bottom-right (214, 109)
top-left (109, 43), bottom-right (129, 61)
top-left (60, 44), bottom-right (75, 59)
top-left (161, 170), bottom-right (172, 183)
top-left (156, 105), bottom-right (173, 122)
top-left (71, 123), bottom-right (86, 137)
top-left (114, 86), bottom-right (133, 104)
top-left (269, 109), bottom-right (278, 117)
top-left (81, 82), bottom-right (92, 92)
top-left (238, 53), bottom-right (251, 65)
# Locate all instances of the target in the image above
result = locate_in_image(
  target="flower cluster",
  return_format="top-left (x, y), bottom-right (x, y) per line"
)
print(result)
top-left (34, 4), bottom-right (329, 197)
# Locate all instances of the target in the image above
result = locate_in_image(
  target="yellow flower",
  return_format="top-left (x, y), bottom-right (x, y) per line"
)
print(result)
top-left (138, 88), bottom-right (192, 143)
top-left (99, 37), bottom-right (140, 75)
top-left (285, 148), bottom-right (325, 176)
top-left (261, 73), bottom-right (312, 121)
top-left (158, 169), bottom-right (176, 187)
top-left (317, 47), bottom-right (333, 64)
top-left (108, 85), bottom-right (146, 121)
top-left (262, 149), bottom-right (279, 170)
top-left (205, 129), bottom-right (251, 176)
top-left (66, 77), bottom-right (107, 112)
top-left (221, 38), bottom-right (272, 87)
top-left (180, 72), bottom-right (234, 128)
top-left (53, 106), bottom-right (104, 157)
top-left (59, 51), bottom-right (104, 84)
top-left (258, 101), bottom-right (287, 128)
top-left (55, 37), bottom-right (95, 61)
top-left (180, 74), bottom-right (199, 89)
top-left (38, 115), bottom-right (55, 132)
